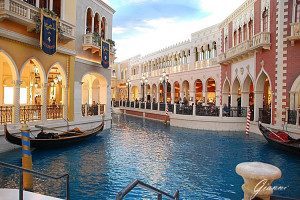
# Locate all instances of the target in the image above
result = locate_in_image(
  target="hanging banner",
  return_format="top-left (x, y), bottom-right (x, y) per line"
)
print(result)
top-left (101, 40), bottom-right (110, 68)
top-left (40, 12), bottom-right (58, 55)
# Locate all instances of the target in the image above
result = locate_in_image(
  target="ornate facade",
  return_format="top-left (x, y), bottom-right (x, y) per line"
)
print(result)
top-left (116, 0), bottom-right (300, 130)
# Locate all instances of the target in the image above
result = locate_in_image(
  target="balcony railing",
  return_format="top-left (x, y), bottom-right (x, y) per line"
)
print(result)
top-left (195, 58), bottom-right (218, 69)
top-left (47, 105), bottom-right (63, 120)
top-left (82, 33), bottom-right (101, 53)
top-left (82, 104), bottom-right (105, 117)
top-left (196, 105), bottom-right (219, 117)
top-left (176, 105), bottom-right (193, 115)
top-left (219, 32), bottom-right (271, 64)
top-left (288, 22), bottom-right (300, 44)
top-left (0, 106), bottom-right (13, 124)
top-left (20, 105), bottom-right (41, 122)
top-left (0, 0), bottom-right (75, 41)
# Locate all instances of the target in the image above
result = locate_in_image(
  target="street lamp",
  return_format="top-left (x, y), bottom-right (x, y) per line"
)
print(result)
top-left (140, 74), bottom-right (148, 102)
top-left (126, 78), bottom-right (131, 101)
top-left (159, 71), bottom-right (169, 103)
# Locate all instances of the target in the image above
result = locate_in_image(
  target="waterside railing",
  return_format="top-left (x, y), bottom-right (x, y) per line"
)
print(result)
top-left (116, 179), bottom-right (179, 200)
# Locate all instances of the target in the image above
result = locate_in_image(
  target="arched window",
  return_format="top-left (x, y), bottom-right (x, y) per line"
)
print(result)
top-left (94, 13), bottom-right (100, 33)
top-left (101, 17), bottom-right (106, 40)
top-left (86, 8), bottom-right (93, 34)
top-left (243, 24), bottom-right (247, 41)
top-left (224, 36), bottom-right (228, 52)
top-left (207, 44), bottom-right (211, 59)
top-left (234, 31), bottom-right (237, 46)
top-left (238, 27), bottom-right (242, 43)
top-left (53, 0), bottom-right (61, 17)
top-left (212, 42), bottom-right (217, 58)
top-left (39, 0), bottom-right (50, 9)
top-left (296, 3), bottom-right (300, 22)
top-left (262, 8), bottom-right (268, 32)
top-left (248, 20), bottom-right (253, 39)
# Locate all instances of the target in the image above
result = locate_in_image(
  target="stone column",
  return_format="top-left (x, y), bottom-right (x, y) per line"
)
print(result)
top-left (174, 103), bottom-right (177, 114)
top-left (49, 0), bottom-right (53, 10)
top-left (241, 91), bottom-right (250, 107)
top-left (231, 92), bottom-right (239, 107)
top-left (192, 104), bottom-right (196, 116)
top-left (289, 92), bottom-right (295, 110)
top-left (91, 14), bottom-right (95, 33)
top-left (216, 89), bottom-right (221, 106)
top-left (190, 90), bottom-right (195, 104)
top-left (13, 80), bottom-right (21, 123)
top-left (171, 86), bottom-right (175, 104)
top-left (106, 84), bottom-right (112, 119)
top-left (74, 81), bottom-right (83, 121)
top-left (41, 83), bottom-right (48, 122)
top-left (62, 85), bottom-right (68, 119)
top-left (236, 162), bottom-right (281, 200)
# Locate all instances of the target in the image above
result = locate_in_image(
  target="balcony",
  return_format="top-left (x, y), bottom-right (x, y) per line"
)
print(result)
top-left (219, 32), bottom-right (270, 64)
top-left (0, 0), bottom-right (75, 42)
top-left (287, 22), bottom-right (300, 45)
top-left (195, 58), bottom-right (218, 69)
top-left (82, 33), bottom-right (101, 54)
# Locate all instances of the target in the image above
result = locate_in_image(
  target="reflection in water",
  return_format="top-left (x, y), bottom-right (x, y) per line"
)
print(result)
top-left (0, 115), bottom-right (299, 200)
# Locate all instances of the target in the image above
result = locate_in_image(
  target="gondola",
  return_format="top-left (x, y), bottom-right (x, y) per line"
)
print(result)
top-left (258, 122), bottom-right (300, 154)
top-left (4, 121), bottom-right (104, 149)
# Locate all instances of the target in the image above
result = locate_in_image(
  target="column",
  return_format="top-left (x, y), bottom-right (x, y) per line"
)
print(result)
top-left (49, 0), bottom-right (53, 10)
top-left (13, 81), bottom-right (21, 123)
top-left (192, 104), bottom-right (196, 116)
top-left (91, 15), bottom-right (95, 34)
top-left (74, 81), bottom-right (83, 120)
top-left (106, 84), bottom-right (111, 119)
top-left (41, 83), bottom-right (48, 122)
top-left (171, 86), bottom-right (175, 104)
top-left (289, 92), bottom-right (295, 110)
top-left (190, 90), bottom-right (195, 104)
top-left (62, 85), bottom-right (68, 119)
top-left (216, 89), bottom-right (221, 107)
top-left (231, 92), bottom-right (239, 107)
top-left (60, 0), bottom-right (65, 20)
top-left (35, 0), bottom-right (40, 7)
top-left (241, 91), bottom-right (250, 107)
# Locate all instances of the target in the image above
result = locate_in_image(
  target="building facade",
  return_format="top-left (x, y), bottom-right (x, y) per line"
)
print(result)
top-left (0, 0), bottom-right (115, 152)
top-left (117, 0), bottom-right (300, 131)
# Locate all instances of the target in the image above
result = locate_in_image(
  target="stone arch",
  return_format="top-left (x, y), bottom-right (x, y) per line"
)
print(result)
top-left (206, 77), bottom-right (216, 105)
top-left (194, 79), bottom-right (203, 104)
top-left (231, 77), bottom-right (241, 107)
top-left (182, 80), bottom-right (190, 101)
top-left (20, 57), bottom-right (46, 84)
top-left (173, 81), bottom-right (180, 103)
top-left (255, 69), bottom-right (272, 124)
top-left (289, 75), bottom-right (300, 109)
top-left (152, 84), bottom-right (157, 102)
top-left (0, 49), bottom-right (19, 81)
top-left (222, 78), bottom-right (231, 107)
top-left (86, 7), bottom-right (93, 34)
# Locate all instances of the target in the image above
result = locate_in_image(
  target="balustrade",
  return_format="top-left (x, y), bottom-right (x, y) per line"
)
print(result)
top-left (141, 102), bottom-right (145, 109)
top-left (47, 105), bottom-right (63, 120)
top-left (146, 102), bottom-right (151, 110)
top-left (20, 105), bottom-right (42, 122)
top-left (196, 105), bottom-right (219, 117)
top-left (159, 103), bottom-right (165, 112)
top-left (223, 107), bottom-right (247, 117)
top-left (259, 108), bottom-right (271, 124)
top-left (152, 103), bottom-right (158, 110)
top-left (0, 106), bottom-right (13, 124)
top-left (177, 105), bottom-right (193, 115)
top-left (167, 104), bottom-right (174, 113)
top-left (287, 110), bottom-right (297, 125)
top-left (0, 0), bottom-right (75, 41)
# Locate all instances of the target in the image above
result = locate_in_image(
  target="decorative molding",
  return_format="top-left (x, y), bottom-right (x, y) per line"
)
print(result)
top-left (0, 28), bottom-right (76, 56)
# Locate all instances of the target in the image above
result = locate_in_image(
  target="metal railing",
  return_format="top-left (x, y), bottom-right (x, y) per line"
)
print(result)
top-left (196, 105), bottom-right (219, 116)
top-left (159, 103), bottom-right (165, 111)
top-left (177, 105), bottom-right (193, 115)
top-left (287, 110), bottom-right (297, 125)
top-left (20, 105), bottom-right (42, 122)
top-left (0, 105), bottom-right (13, 124)
top-left (116, 179), bottom-right (179, 200)
top-left (223, 107), bottom-right (247, 117)
top-left (259, 108), bottom-right (271, 124)
top-left (47, 105), bottom-right (63, 120)
top-left (0, 161), bottom-right (69, 200)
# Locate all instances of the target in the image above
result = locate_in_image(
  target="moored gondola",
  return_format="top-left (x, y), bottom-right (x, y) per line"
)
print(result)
top-left (4, 121), bottom-right (104, 149)
top-left (258, 122), bottom-right (300, 154)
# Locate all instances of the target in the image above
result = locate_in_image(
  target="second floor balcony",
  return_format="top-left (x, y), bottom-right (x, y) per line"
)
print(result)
top-left (219, 32), bottom-right (271, 64)
top-left (288, 22), bottom-right (300, 45)
top-left (82, 33), bottom-right (101, 54)
top-left (0, 0), bottom-right (75, 42)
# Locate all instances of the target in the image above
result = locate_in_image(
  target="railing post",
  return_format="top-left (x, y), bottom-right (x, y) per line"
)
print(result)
top-left (134, 101), bottom-right (136, 108)
top-left (98, 104), bottom-right (101, 115)
top-left (19, 170), bottom-right (23, 200)
top-left (158, 102), bottom-right (160, 111)
top-left (151, 102), bottom-right (153, 110)
top-left (219, 105), bottom-right (223, 117)
top-left (157, 193), bottom-right (162, 200)
top-left (139, 101), bottom-right (141, 109)
top-left (85, 104), bottom-right (88, 116)
top-left (192, 104), bottom-right (196, 116)
top-left (174, 104), bottom-right (177, 114)
top-left (66, 174), bottom-right (70, 200)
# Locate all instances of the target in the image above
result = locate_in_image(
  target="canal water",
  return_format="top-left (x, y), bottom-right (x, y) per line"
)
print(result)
top-left (0, 115), bottom-right (299, 199)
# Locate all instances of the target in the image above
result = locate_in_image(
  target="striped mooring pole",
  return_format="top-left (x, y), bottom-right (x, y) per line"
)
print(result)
top-left (165, 104), bottom-right (169, 124)
top-left (21, 123), bottom-right (33, 190)
top-left (245, 108), bottom-right (251, 135)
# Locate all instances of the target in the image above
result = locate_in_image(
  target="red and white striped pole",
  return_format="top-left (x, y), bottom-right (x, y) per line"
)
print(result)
top-left (165, 104), bottom-right (169, 124)
top-left (246, 107), bottom-right (251, 135)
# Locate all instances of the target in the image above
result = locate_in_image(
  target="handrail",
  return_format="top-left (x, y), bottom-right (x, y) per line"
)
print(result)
top-left (116, 179), bottom-right (179, 200)
top-left (0, 161), bottom-right (69, 200)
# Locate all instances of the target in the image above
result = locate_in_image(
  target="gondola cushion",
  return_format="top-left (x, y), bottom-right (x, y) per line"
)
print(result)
top-left (269, 132), bottom-right (289, 142)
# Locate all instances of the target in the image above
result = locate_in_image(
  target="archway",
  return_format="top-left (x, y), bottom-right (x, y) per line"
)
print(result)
top-left (86, 8), bottom-right (93, 34)
top-left (255, 71), bottom-right (272, 124)
top-left (94, 13), bottom-right (100, 33)
top-left (152, 84), bottom-right (157, 102)
top-left (182, 80), bottom-right (190, 104)
top-left (288, 75), bottom-right (300, 125)
top-left (242, 75), bottom-right (254, 120)
top-left (0, 51), bottom-right (18, 124)
top-left (146, 84), bottom-right (151, 101)
top-left (222, 79), bottom-right (231, 107)
top-left (195, 79), bottom-right (203, 104)
top-left (231, 77), bottom-right (241, 107)
top-left (131, 86), bottom-right (139, 101)
top-left (173, 81), bottom-right (180, 103)
top-left (159, 83), bottom-right (164, 102)
top-left (166, 82), bottom-right (171, 103)
top-left (81, 73), bottom-right (108, 116)
top-left (20, 58), bottom-right (46, 122)
top-left (47, 64), bottom-right (66, 119)
top-left (206, 78), bottom-right (216, 105)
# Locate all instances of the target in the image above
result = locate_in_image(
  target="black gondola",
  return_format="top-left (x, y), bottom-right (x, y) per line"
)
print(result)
top-left (258, 122), bottom-right (300, 154)
top-left (4, 122), bottom-right (104, 149)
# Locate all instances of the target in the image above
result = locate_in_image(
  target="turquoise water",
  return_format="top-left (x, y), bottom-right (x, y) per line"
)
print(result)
top-left (0, 115), bottom-right (300, 199)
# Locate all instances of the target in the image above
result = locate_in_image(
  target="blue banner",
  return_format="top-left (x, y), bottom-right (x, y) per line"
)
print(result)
top-left (40, 14), bottom-right (57, 55)
top-left (101, 40), bottom-right (110, 68)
